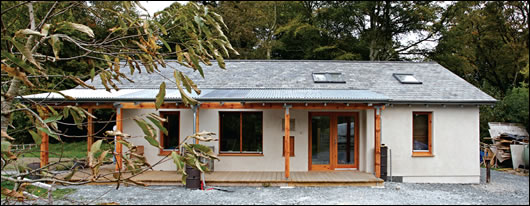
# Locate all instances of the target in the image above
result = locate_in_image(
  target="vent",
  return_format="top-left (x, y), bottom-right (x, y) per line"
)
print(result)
top-left (312, 72), bottom-right (346, 83)
top-left (393, 73), bottom-right (422, 84)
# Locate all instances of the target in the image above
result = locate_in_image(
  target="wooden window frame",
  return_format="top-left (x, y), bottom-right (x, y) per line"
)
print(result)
top-left (282, 136), bottom-right (295, 157)
top-left (218, 111), bottom-right (264, 156)
top-left (412, 111), bottom-right (433, 157)
top-left (158, 111), bottom-right (180, 156)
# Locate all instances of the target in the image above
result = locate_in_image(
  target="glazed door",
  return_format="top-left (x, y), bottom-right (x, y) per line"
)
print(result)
top-left (310, 112), bottom-right (359, 170)
top-left (335, 114), bottom-right (359, 169)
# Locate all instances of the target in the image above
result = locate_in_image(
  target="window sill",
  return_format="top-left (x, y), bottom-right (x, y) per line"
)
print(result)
top-left (412, 152), bottom-right (434, 157)
top-left (218, 153), bottom-right (263, 157)
top-left (158, 150), bottom-right (179, 156)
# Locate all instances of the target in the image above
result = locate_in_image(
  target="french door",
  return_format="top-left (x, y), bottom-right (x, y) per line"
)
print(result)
top-left (309, 112), bottom-right (359, 170)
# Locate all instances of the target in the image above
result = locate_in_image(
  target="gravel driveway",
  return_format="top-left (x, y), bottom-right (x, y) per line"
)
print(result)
top-left (53, 168), bottom-right (528, 205)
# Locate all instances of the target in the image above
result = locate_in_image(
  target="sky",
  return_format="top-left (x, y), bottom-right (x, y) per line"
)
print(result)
top-left (140, 1), bottom-right (181, 16)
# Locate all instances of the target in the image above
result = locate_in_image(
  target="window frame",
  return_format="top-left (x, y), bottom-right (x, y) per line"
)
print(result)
top-left (158, 111), bottom-right (180, 156)
top-left (218, 111), bottom-right (264, 156)
top-left (312, 72), bottom-right (346, 83)
top-left (412, 111), bottom-right (433, 157)
top-left (282, 136), bottom-right (295, 157)
top-left (393, 73), bottom-right (422, 84)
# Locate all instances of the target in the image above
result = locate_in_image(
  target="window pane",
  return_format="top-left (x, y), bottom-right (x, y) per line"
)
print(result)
top-left (242, 112), bottom-right (263, 152)
top-left (220, 112), bottom-right (240, 152)
top-left (327, 73), bottom-right (344, 82)
top-left (163, 113), bottom-right (179, 150)
top-left (337, 116), bottom-right (355, 165)
top-left (413, 113), bottom-right (429, 151)
top-left (313, 74), bottom-right (326, 82)
top-left (312, 115), bottom-right (330, 165)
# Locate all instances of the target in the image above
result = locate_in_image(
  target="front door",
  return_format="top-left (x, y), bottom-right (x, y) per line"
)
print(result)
top-left (309, 112), bottom-right (359, 170)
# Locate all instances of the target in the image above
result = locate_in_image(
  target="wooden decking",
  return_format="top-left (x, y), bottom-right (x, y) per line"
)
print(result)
top-left (61, 165), bottom-right (383, 186)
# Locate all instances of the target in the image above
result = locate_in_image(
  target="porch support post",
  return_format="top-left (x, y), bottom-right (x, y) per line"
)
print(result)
top-left (374, 106), bottom-right (382, 178)
top-left (40, 114), bottom-right (49, 168)
top-left (115, 103), bottom-right (123, 172)
top-left (284, 104), bottom-right (292, 178)
top-left (87, 107), bottom-right (94, 157)
top-left (192, 104), bottom-right (200, 144)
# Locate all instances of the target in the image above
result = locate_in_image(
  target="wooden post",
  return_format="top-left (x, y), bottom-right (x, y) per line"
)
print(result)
top-left (374, 107), bottom-right (381, 178)
top-left (40, 121), bottom-right (49, 168)
top-left (195, 106), bottom-right (200, 144)
top-left (115, 106), bottom-right (123, 171)
top-left (87, 108), bottom-right (94, 156)
top-left (284, 105), bottom-right (291, 178)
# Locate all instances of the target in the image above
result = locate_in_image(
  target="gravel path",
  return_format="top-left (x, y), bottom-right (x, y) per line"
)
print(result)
top-left (53, 168), bottom-right (528, 205)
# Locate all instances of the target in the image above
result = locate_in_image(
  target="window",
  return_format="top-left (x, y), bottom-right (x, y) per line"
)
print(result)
top-left (282, 136), bottom-right (295, 157)
top-left (312, 72), bottom-right (346, 83)
top-left (282, 118), bottom-right (295, 131)
top-left (393, 73), bottom-right (422, 84)
top-left (159, 111), bottom-right (180, 155)
top-left (412, 112), bottom-right (432, 156)
top-left (219, 112), bottom-right (263, 154)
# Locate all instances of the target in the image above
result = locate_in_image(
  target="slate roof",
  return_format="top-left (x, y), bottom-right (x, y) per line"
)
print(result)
top-left (24, 60), bottom-right (496, 104)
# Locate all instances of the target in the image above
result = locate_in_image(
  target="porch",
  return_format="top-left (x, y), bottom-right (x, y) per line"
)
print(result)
top-left (60, 164), bottom-right (383, 186)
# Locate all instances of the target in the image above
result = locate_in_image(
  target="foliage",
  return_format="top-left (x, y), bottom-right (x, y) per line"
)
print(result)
top-left (480, 87), bottom-right (529, 138)
top-left (19, 141), bottom-right (113, 159)
top-left (432, 1), bottom-right (529, 97)
top-left (1, 1), bottom-right (231, 202)
top-left (1, 179), bottom-right (76, 200)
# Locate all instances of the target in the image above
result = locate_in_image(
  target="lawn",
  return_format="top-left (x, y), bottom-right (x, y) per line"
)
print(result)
top-left (19, 141), bottom-right (114, 159)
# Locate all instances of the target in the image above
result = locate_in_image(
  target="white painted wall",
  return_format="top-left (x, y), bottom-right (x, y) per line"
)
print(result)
top-left (121, 105), bottom-right (480, 183)
top-left (381, 105), bottom-right (480, 183)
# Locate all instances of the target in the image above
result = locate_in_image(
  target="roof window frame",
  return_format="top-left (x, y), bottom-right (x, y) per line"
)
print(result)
top-left (393, 73), bottom-right (422, 84)
top-left (312, 72), bottom-right (346, 83)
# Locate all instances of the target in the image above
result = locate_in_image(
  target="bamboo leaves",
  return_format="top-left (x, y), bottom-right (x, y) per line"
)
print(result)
top-left (133, 114), bottom-right (168, 148)
top-left (155, 82), bottom-right (166, 110)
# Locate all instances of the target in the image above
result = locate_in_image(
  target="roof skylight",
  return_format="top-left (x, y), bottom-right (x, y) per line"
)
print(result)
top-left (393, 73), bottom-right (422, 84)
top-left (312, 72), bottom-right (346, 83)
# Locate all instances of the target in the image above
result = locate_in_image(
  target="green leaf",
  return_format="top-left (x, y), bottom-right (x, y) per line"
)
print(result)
top-left (43, 115), bottom-right (62, 123)
top-left (28, 130), bottom-right (42, 145)
top-left (91, 139), bottom-right (103, 154)
top-left (175, 44), bottom-right (183, 63)
top-left (37, 127), bottom-right (60, 141)
top-left (7, 37), bottom-right (42, 70)
top-left (2, 51), bottom-right (36, 75)
top-left (158, 36), bottom-right (171, 52)
top-left (144, 135), bottom-right (160, 148)
top-left (66, 22), bottom-right (95, 38)
top-left (153, 20), bottom-right (168, 35)
top-left (64, 167), bottom-right (77, 181)
top-left (41, 24), bottom-right (51, 36)
top-left (155, 82), bottom-right (166, 110)
top-left (1, 140), bottom-right (12, 152)
top-left (213, 49), bottom-right (225, 69)
top-left (90, 67), bottom-right (95, 82)
top-left (146, 115), bottom-right (168, 136)
top-left (49, 35), bottom-right (61, 59)
top-left (14, 29), bottom-right (45, 38)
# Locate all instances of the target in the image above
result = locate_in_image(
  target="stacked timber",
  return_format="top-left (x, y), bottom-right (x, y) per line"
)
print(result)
top-left (488, 122), bottom-right (529, 166)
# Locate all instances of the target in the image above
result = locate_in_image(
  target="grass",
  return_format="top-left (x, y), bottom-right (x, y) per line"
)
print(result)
top-left (0, 177), bottom-right (76, 200)
top-left (19, 141), bottom-right (114, 159)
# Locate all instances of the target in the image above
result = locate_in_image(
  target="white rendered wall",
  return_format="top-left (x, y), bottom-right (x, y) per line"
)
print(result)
top-left (122, 108), bottom-right (373, 172)
top-left (381, 105), bottom-right (480, 183)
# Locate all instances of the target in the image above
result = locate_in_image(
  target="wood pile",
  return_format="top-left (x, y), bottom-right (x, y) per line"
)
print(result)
top-left (487, 122), bottom-right (529, 167)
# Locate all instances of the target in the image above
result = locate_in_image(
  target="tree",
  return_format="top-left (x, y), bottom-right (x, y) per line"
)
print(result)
top-left (431, 1), bottom-right (529, 138)
top-left (1, 1), bottom-right (237, 202)
top-left (432, 1), bottom-right (529, 97)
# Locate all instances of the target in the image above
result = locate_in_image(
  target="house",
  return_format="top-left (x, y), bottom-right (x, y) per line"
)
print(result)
top-left (25, 60), bottom-right (496, 184)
